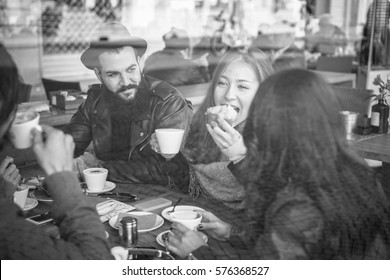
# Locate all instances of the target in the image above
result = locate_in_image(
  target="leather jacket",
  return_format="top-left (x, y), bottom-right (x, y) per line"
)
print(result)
top-left (64, 76), bottom-right (193, 186)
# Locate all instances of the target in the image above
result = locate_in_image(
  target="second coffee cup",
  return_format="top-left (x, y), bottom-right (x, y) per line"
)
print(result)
top-left (83, 168), bottom-right (108, 192)
top-left (8, 110), bottom-right (40, 149)
top-left (155, 128), bottom-right (185, 154)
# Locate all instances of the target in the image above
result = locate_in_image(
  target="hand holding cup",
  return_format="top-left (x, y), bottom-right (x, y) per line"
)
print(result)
top-left (32, 125), bottom-right (75, 176)
top-left (151, 129), bottom-right (185, 160)
top-left (8, 110), bottom-right (40, 149)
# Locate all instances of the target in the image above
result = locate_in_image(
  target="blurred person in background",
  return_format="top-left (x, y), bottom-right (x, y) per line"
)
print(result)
top-left (144, 27), bottom-right (209, 86)
top-left (65, 23), bottom-right (193, 185)
top-left (165, 69), bottom-right (390, 259)
top-left (150, 48), bottom-right (273, 210)
top-left (0, 43), bottom-right (113, 259)
top-left (306, 13), bottom-right (346, 54)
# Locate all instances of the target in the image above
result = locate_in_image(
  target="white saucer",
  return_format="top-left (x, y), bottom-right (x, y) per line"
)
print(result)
top-left (161, 205), bottom-right (205, 222)
top-left (23, 198), bottom-right (38, 211)
top-left (84, 181), bottom-right (116, 194)
top-left (109, 211), bottom-right (164, 232)
top-left (156, 230), bottom-right (208, 248)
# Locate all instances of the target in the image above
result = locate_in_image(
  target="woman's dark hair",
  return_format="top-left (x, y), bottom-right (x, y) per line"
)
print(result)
top-left (240, 69), bottom-right (390, 258)
top-left (184, 48), bottom-right (273, 163)
top-left (0, 44), bottom-right (19, 126)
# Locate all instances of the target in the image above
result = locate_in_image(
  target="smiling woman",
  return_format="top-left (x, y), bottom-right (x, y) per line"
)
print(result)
top-left (151, 48), bottom-right (273, 210)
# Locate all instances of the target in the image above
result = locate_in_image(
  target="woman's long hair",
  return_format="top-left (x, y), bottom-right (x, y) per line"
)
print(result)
top-left (184, 48), bottom-right (273, 164)
top-left (240, 69), bottom-right (390, 258)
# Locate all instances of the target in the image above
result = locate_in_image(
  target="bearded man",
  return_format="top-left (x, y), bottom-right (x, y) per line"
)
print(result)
top-left (65, 23), bottom-right (192, 186)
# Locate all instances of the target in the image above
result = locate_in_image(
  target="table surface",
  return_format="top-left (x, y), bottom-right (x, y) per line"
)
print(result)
top-left (19, 164), bottom-right (250, 260)
top-left (39, 107), bottom-right (77, 127)
top-left (350, 132), bottom-right (390, 163)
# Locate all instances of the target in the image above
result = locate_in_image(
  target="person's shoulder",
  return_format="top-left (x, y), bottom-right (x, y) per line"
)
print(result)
top-left (84, 84), bottom-right (104, 103)
top-left (146, 76), bottom-right (184, 101)
top-left (86, 84), bottom-right (102, 96)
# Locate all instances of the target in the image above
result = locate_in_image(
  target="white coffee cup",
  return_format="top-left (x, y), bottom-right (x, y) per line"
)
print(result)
top-left (155, 128), bottom-right (185, 154)
top-left (13, 184), bottom-right (29, 209)
top-left (83, 168), bottom-right (108, 192)
top-left (8, 110), bottom-right (40, 149)
top-left (170, 211), bottom-right (202, 230)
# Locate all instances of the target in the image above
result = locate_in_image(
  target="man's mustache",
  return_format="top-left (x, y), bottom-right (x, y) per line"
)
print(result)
top-left (116, 83), bottom-right (139, 94)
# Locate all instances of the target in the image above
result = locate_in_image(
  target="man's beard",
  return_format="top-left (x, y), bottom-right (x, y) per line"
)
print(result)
top-left (115, 83), bottom-right (139, 103)
top-left (103, 77), bottom-right (151, 119)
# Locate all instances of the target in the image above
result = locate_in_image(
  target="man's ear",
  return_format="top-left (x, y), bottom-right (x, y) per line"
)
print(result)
top-left (94, 68), bottom-right (102, 83)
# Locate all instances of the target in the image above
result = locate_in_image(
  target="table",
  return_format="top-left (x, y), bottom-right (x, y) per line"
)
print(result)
top-left (350, 133), bottom-right (390, 163)
top-left (312, 70), bottom-right (356, 88)
top-left (40, 107), bottom-right (77, 127)
top-left (19, 164), bottom-right (250, 260)
top-left (350, 132), bottom-right (390, 189)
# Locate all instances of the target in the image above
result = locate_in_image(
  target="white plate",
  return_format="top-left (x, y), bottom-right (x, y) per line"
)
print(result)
top-left (161, 205), bottom-right (205, 222)
top-left (108, 211), bottom-right (164, 233)
top-left (23, 198), bottom-right (38, 211)
top-left (83, 181), bottom-right (116, 194)
top-left (156, 230), bottom-right (208, 248)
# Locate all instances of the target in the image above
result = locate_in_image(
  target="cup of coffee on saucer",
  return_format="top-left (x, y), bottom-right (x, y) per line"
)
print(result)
top-left (13, 184), bottom-right (29, 209)
top-left (170, 211), bottom-right (202, 230)
top-left (8, 110), bottom-right (40, 149)
top-left (83, 168), bottom-right (108, 192)
top-left (155, 128), bottom-right (185, 155)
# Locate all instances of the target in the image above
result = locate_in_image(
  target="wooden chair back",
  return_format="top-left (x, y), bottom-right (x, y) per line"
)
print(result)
top-left (332, 86), bottom-right (373, 115)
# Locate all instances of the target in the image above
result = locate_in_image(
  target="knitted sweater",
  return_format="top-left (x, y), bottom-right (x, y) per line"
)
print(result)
top-left (0, 171), bottom-right (113, 259)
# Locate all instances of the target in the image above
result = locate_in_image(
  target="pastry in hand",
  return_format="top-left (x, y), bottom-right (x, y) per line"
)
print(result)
top-left (205, 104), bottom-right (238, 126)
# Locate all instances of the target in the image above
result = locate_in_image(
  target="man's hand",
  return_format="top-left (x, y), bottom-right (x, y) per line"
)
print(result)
top-left (32, 125), bottom-right (75, 176)
top-left (150, 133), bottom-right (176, 160)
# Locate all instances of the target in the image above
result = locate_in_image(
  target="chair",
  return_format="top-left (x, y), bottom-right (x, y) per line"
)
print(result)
top-left (41, 78), bottom-right (81, 101)
top-left (316, 56), bottom-right (355, 73)
top-left (332, 86), bottom-right (373, 115)
top-left (17, 83), bottom-right (32, 103)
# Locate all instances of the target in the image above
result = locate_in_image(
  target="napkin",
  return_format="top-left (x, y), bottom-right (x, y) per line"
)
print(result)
top-left (96, 199), bottom-right (135, 223)
top-left (114, 212), bottom-right (157, 230)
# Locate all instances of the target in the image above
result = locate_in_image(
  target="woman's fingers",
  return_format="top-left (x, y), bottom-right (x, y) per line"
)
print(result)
top-left (217, 116), bottom-right (235, 133)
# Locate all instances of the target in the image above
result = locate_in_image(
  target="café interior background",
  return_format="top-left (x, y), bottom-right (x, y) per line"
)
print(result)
top-left (0, 0), bottom-right (375, 102)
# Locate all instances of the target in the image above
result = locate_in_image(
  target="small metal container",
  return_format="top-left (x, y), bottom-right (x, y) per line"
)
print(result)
top-left (119, 216), bottom-right (138, 247)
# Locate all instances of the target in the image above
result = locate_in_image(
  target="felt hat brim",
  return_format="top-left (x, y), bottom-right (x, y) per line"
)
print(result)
top-left (81, 37), bottom-right (147, 70)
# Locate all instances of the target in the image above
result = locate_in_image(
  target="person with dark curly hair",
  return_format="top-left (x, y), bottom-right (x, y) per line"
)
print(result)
top-left (0, 44), bottom-right (113, 259)
top-left (165, 69), bottom-right (390, 259)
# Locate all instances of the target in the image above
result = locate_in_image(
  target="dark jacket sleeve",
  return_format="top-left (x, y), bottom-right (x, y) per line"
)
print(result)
top-left (100, 93), bottom-right (193, 187)
top-left (0, 171), bottom-right (113, 259)
top-left (101, 151), bottom-right (190, 189)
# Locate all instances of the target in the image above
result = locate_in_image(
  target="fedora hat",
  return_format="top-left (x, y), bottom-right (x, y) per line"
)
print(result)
top-left (81, 22), bottom-right (147, 70)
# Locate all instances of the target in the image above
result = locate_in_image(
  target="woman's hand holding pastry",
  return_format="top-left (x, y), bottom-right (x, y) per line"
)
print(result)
top-left (206, 116), bottom-right (241, 150)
